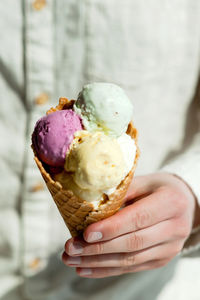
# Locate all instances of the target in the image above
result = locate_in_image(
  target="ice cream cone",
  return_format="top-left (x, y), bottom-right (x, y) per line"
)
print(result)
top-left (32, 98), bottom-right (139, 237)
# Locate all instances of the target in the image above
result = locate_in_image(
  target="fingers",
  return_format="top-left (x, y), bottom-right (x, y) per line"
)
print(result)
top-left (84, 188), bottom-right (179, 243)
top-left (66, 220), bottom-right (178, 256)
top-left (75, 260), bottom-right (169, 278)
top-left (63, 241), bottom-right (181, 269)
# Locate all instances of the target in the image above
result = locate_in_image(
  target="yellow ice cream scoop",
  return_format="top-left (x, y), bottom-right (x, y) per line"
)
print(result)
top-left (65, 131), bottom-right (126, 191)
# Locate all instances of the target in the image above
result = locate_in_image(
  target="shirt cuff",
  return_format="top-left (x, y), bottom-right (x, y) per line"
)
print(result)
top-left (182, 225), bottom-right (200, 256)
top-left (160, 157), bottom-right (200, 206)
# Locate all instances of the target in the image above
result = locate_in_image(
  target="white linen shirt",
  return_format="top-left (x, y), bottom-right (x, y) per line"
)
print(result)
top-left (0, 0), bottom-right (200, 299)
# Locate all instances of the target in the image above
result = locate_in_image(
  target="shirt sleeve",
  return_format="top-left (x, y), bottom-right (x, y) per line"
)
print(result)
top-left (161, 132), bottom-right (200, 205)
top-left (160, 78), bottom-right (200, 255)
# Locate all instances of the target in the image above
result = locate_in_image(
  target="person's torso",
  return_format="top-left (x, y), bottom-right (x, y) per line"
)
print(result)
top-left (0, 0), bottom-right (200, 299)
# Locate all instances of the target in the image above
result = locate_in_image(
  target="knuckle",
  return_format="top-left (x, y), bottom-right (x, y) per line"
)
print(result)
top-left (173, 242), bottom-right (185, 255)
top-left (133, 209), bottom-right (151, 230)
top-left (176, 219), bottom-right (191, 239)
top-left (126, 232), bottom-right (143, 252)
top-left (111, 221), bottom-right (122, 236)
top-left (168, 247), bottom-right (180, 258)
top-left (95, 242), bottom-right (104, 255)
top-left (122, 266), bottom-right (135, 274)
top-left (181, 226), bottom-right (191, 239)
top-left (160, 259), bottom-right (169, 267)
top-left (170, 246), bottom-right (180, 257)
top-left (170, 190), bottom-right (188, 215)
top-left (121, 253), bottom-right (136, 267)
top-left (126, 235), bottom-right (135, 252)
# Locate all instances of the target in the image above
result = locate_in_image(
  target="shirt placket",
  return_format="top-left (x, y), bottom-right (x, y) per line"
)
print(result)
top-left (22, 0), bottom-right (55, 276)
top-left (22, 0), bottom-right (88, 279)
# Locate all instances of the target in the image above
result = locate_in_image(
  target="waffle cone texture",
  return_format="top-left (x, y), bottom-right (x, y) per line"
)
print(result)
top-left (32, 98), bottom-right (140, 237)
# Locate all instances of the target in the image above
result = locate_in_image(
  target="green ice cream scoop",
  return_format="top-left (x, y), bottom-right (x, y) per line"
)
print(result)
top-left (74, 82), bottom-right (133, 137)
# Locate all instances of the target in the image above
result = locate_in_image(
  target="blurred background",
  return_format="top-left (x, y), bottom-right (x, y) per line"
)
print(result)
top-left (0, 0), bottom-right (200, 299)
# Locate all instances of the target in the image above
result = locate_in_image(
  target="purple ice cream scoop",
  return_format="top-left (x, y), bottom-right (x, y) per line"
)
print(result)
top-left (32, 109), bottom-right (83, 167)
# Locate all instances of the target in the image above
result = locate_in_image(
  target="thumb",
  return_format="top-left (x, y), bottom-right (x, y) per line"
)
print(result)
top-left (124, 174), bottom-right (155, 203)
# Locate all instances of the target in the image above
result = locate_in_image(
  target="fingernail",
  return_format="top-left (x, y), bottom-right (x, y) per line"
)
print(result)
top-left (87, 232), bottom-right (102, 242)
top-left (69, 242), bottom-right (83, 255)
top-left (79, 268), bottom-right (92, 276)
top-left (67, 256), bottom-right (81, 265)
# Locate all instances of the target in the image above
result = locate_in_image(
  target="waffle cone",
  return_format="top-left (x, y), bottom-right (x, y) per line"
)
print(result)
top-left (32, 98), bottom-right (140, 237)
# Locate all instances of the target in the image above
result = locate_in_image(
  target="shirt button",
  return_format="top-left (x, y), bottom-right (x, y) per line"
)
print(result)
top-left (30, 182), bottom-right (44, 192)
top-left (28, 258), bottom-right (41, 270)
top-left (32, 0), bottom-right (46, 11)
top-left (35, 92), bottom-right (49, 105)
